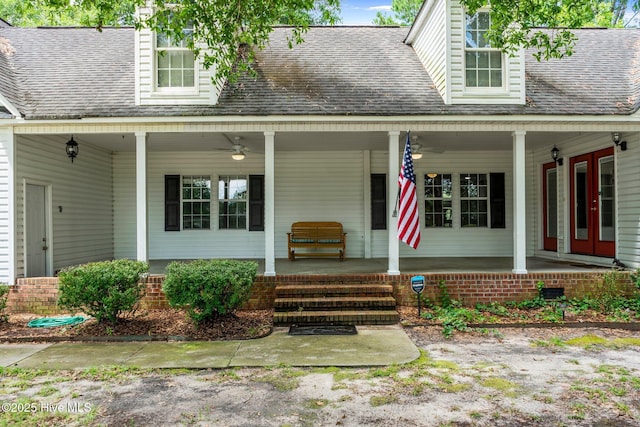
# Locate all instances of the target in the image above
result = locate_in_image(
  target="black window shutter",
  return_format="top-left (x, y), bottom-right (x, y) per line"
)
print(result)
top-left (490, 172), bottom-right (506, 229)
top-left (371, 174), bottom-right (387, 230)
top-left (165, 175), bottom-right (180, 231)
top-left (249, 175), bottom-right (265, 231)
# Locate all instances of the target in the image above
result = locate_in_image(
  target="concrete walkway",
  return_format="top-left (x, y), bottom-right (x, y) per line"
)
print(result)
top-left (0, 325), bottom-right (420, 370)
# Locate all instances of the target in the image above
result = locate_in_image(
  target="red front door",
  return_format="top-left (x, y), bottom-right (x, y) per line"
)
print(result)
top-left (569, 148), bottom-right (615, 257)
top-left (542, 162), bottom-right (558, 252)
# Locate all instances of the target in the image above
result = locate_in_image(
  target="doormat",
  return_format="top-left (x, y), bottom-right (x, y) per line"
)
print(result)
top-left (288, 325), bottom-right (357, 335)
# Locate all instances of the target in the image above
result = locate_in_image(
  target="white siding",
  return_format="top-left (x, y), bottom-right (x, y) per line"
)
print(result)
top-left (372, 149), bottom-right (514, 257)
top-left (16, 136), bottom-right (114, 276)
top-left (529, 133), bottom-right (636, 264)
top-left (615, 132), bottom-right (640, 269)
top-left (0, 127), bottom-right (15, 283)
top-left (448, 1), bottom-right (525, 105)
top-left (136, 17), bottom-right (221, 106)
top-left (113, 152), bottom-right (137, 259)
top-left (410, 0), bottom-right (448, 100)
top-left (274, 151), bottom-right (365, 259)
top-left (144, 151), bottom-right (266, 259)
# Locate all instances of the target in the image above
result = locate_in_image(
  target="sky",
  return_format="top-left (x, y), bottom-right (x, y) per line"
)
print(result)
top-left (340, 0), bottom-right (392, 25)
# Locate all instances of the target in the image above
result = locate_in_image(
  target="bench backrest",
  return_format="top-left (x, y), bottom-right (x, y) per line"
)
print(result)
top-left (291, 221), bottom-right (344, 239)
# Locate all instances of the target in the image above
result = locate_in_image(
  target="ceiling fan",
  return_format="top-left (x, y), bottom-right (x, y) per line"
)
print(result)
top-left (217, 135), bottom-right (249, 160)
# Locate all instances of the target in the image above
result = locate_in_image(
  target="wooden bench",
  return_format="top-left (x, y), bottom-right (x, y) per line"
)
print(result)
top-left (287, 221), bottom-right (347, 261)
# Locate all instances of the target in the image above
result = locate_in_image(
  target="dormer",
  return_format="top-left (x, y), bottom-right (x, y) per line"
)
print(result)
top-left (135, 5), bottom-right (223, 106)
top-left (406, 0), bottom-right (525, 105)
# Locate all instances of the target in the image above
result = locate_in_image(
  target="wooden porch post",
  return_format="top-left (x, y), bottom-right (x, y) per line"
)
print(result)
top-left (0, 127), bottom-right (16, 284)
top-left (512, 130), bottom-right (527, 274)
top-left (135, 131), bottom-right (148, 263)
top-left (387, 131), bottom-right (400, 275)
top-left (264, 131), bottom-right (276, 276)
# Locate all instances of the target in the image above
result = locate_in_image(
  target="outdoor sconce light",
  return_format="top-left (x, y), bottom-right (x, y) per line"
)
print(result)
top-left (551, 145), bottom-right (563, 166)
top-left (65, 135), bottom-right (79, 163)
top-left (612, 132), bottom-right (627, 151)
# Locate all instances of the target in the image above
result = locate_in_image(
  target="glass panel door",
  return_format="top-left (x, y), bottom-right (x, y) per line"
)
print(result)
top-left (542, 162), bottom-right (557, 251)
top-left (570, 147), bottom-right (615, 257)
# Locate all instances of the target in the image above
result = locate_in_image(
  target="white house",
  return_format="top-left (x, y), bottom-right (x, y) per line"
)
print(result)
top-left (0, 0), bottom-right (639, 287)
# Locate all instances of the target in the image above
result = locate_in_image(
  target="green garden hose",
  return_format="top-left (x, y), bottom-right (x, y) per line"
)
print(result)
top-left (27, 316), bottom-right (87, 328)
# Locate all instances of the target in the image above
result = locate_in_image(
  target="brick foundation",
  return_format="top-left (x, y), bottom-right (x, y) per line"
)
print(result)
top-left (4, 271), bottom-right (634, 315)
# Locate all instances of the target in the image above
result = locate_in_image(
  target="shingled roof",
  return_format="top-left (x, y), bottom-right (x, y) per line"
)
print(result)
top-left (0, 25), bottom-right (638, 120)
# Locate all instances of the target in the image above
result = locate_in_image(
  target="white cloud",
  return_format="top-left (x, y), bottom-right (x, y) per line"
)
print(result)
top-left (368, 5), bottom-right (392, 11)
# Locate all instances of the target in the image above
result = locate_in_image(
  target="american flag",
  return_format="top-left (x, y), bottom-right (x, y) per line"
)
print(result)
top-left (397, 133), bottom-right (420, 249)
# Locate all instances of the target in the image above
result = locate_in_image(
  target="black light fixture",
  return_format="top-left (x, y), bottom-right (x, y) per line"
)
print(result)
top-left (612, 132), bottom-right (627, 151)
top-left (551, 145), bottom-right (563, 166)
top-left (65, 135), bottom-right (79, 163)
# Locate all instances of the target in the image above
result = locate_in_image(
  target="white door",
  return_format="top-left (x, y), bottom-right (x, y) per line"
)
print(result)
top-left (26, 184), bottom-right (48, 277)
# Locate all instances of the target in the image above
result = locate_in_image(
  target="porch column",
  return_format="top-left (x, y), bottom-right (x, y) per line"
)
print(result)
top-left (135, 131), bottom-right (148, 262)
top-left (0, 127), bottom-right (15, 284)
top-left (387, 131), bottom-right (400, 275)
top-left (512, 130), bottom-right (527, 274)
top-left (264, 131), bottom-right (276, 276)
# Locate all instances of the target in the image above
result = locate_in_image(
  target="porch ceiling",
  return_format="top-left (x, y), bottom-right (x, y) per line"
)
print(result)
top-left (35, 130), bottom-right (596, 154)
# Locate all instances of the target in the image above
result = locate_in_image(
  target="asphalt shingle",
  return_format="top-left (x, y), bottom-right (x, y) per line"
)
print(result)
top-left (0, 25), bottom-right (638, 120)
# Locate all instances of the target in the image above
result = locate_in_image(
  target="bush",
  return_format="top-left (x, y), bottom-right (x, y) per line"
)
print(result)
top-left (162, 259), bottom-right (258, 324)
top-left (58, 259), bottom-right (149, 324)
top-left (0, 284), bottom-right (8, 322)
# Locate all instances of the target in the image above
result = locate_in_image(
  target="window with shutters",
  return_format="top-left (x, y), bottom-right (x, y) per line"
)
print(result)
top-left (424, 173), bottom-right (453, 228)
top-left (218, 176), bottom-right (247, 230)
top-left (182, 176), bottom-right (211, 230)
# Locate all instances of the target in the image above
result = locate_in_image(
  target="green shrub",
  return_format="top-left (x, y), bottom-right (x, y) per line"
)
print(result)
top-left (58, 260), bottom-right (149, 324)
top-left (162, 259), bottom-right (258, 324)
top-left (0, 284), bottom-right (8, 322)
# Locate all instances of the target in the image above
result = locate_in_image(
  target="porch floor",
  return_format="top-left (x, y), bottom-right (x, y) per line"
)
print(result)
top-left (148, 256), bottom-right (612, 276)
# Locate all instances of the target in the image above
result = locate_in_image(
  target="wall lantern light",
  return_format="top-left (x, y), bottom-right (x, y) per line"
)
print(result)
top-left (551, 145), bottom-right (563, 166)
top-left (612, 132), bottom-right (627, 151)
top-left (66, 135), bottom-right (79, 163)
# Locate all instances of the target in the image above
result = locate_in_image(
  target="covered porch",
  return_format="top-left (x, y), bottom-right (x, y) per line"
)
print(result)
top-left (148, 256), bottom-right (612, 275)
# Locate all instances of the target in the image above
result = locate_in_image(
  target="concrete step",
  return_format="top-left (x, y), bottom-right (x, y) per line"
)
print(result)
top-left (273, 310), bottom-right (400, 326)
top-left (274, 296), bottom-right (396, 310)
top-left (275, 284), bottom-right (394, 298)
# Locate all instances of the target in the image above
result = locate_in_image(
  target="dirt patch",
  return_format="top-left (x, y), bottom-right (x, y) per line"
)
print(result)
top-left (0, 309), bottom-right (274, 342)
top-left (2, 326), bottom-right (639, 426)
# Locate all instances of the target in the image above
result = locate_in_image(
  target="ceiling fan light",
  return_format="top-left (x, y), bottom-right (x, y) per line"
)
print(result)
top-left (231, 151), bottom-right (245, 161)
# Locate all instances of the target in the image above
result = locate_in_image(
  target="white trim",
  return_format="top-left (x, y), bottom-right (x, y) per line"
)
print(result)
top-left (0, 93), bottom-right (21, 118)
top-left (135, 131), bottom-right (148, 262)
top-left (264, 131), bottom-right (276, 276)
top-left (363, 150), bottom-right (372, 259)
top-left (387, 131), bottom-right (400, 275)
top-left (0, 127), bottom-right (15, 284)
top-left (512, 130), bottom-right (527, 274)
top-left (8, 114), bottom-right (640, 128)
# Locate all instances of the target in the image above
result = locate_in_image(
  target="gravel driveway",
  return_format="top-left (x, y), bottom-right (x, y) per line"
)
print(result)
top-left (2, 326), bottom-right (639, 426)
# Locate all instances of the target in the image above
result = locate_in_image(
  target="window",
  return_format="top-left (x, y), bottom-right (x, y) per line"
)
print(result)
top-left (465, 12), bottom-right (502, 88)
top-left (182, 176), bottom-right (211, 229)
top-left (424, 173), bottom-right (453, 227)
top-left (219, 176), bottom-right (247, 230)
top-left (460, 173), bottom-right (488, 227)
top-left (156, 25), bottom-right (195, 89)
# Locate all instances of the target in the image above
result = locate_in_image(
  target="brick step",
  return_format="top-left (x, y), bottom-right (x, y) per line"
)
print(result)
top-left (275, 284), bottom-right (394, 298)
top-left (274, 310), bottom-right (400, 326)
top-left (274, 296), bottom-right (396, 310)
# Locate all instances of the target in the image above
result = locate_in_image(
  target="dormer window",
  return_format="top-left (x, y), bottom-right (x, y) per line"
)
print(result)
top-left (155, 25), bottom-right (196, 90)
top-left (465, 12), bottom-right (502, 88)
